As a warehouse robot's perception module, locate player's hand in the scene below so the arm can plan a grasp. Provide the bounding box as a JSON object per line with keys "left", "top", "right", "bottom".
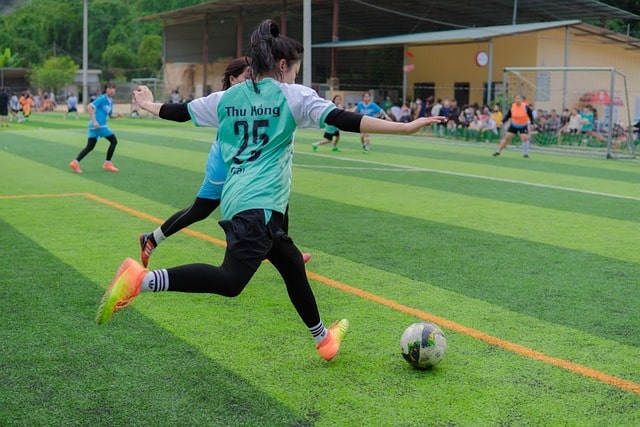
{"left": 401, "top": 116, "right": 447, "bottom": 133}
{"left": 424, "top": 116, "right": 447, "bottom": 124}
{"left": 132, "top": 85, "right": 154, "bottom": 105}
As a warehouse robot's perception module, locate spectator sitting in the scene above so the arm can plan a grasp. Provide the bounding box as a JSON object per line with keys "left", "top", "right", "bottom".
{"left": 40, "top": 95, "right": 54, "bottom": 112}
{"left": 447, "top": 99, "right": 461, "bottom": 136}
{"left": 399, "top": 103, "right": 413, "bottom": 123}
{"left": 390, "top": 103, "right": 402, "bottom": 122}
{"left": 480, "top": 114, "right": 498, "bottom": 139}
{"left": 466, "top": 115, "right": 484, "bottom": 140}
{"left": 544, "top": 109, "right": 562, "bottom": 134}
{"left": 491, "top": 104, "right": 503, "bottom": 133}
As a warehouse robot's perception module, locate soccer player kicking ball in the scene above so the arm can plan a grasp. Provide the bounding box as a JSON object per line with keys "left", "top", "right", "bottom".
{"left": 96, "top": 19, "right": 445, "bottom": 362}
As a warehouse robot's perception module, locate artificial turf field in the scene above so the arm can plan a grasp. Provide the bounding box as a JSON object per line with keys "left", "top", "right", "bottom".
{"left": 1, "top": 112, "right": 639, "bottom": 426}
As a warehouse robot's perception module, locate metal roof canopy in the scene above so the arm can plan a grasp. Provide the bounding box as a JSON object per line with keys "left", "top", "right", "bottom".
{"left": 313, "top": 20, "right": 581, "bottom": 47}
{"left": 312, "top": 20, "right": 640, "bottom": 51}
{"left": 139, "top": 0, "right": 640, "bottom": 33}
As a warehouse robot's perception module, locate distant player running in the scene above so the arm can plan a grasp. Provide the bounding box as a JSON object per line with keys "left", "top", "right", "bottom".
{"left": 312, "top": 95, "right": 343, "bottom": 152}
{"left": 69, "top": 83, "right": 122, "bottom": 173}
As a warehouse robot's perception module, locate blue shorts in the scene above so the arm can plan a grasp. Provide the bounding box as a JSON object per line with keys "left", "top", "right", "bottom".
{"left": 197, "top": 141, "right": 226, "bottom": 200}
{"left": 88, "top": 126, "right": 114, "bottom": 139}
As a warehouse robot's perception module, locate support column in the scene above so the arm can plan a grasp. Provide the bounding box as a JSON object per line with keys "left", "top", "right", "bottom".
{"left": 202, "top": 14, "right": 209, "bottom": 95}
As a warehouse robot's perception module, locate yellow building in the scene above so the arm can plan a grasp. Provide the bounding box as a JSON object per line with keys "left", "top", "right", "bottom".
{"left": 315, "top": 20, "right": 640, "bottom": 125}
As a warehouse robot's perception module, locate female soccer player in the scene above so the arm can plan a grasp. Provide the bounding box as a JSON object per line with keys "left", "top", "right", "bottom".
{"left": 138, "top": 58, "right": 311, "bottom": 267}
{"left": 69, "top": 83, "right": 122, "bottom": 173}
{"left": 97, "top": 19, "right": 445, "bottom": 362}
{"left": 355, "top": 92, "right": 392, "bottom": 152}
{"left": 311, "top": 94, "right": 343, "bottom": 152}
{"left": 492, "top": 94, "right": 534, "bottom": 158}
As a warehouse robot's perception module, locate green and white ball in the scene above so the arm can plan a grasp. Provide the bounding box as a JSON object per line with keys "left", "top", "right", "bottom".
{"left": 400, "top": 322, "right": 447, "bottom": 369}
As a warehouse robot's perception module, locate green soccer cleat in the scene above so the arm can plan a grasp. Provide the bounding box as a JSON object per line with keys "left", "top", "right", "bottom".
{"left": 316, "top": 319, "right": 349, "bottom": 361}
{"left": 96, "top": 258, "right": 146, "bottom": 325}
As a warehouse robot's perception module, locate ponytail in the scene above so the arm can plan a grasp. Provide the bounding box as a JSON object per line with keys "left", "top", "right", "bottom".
{"left": 248, "top": 19, "right": 303, "bottom": 92}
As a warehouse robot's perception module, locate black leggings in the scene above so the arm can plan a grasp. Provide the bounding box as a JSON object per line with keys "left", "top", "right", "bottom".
{"left": 161, "top": 197, "right": 220, "bottom": 238}
{"left": 164, "top": 210, "right": 320, "bottom": 328}
{"left": 161, "top": 199, "right": 292, "bottom": 237}
{"left": 76, "top": 135, "right": 118, "bottom": 161}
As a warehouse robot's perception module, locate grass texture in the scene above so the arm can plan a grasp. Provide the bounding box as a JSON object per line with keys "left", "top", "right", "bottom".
{"left": 0, "top": 112, "right": 639, "bottom": 426}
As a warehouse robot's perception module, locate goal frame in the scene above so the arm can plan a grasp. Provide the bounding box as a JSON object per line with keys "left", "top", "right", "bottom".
{"left": 502, "top": 66, "right": 634, "bottom": 158}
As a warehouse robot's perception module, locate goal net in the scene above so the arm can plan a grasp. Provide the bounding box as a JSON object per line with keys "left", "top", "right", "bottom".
{"left": 503, "top": 67, "right": 635, "bottom": 158}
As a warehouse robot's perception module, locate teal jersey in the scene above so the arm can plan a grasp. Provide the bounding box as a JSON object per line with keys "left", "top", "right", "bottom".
{"left": 581, "top": 111, "right": 594, "bottom": 132}
{"left": 187, "top": 78, "right": 335, "bottom": 219}
{"left": 324, "top": 124, "right": 338, "bottom": 134}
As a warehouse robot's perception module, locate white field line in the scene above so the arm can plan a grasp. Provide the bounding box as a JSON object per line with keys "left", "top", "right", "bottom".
{"left": 296, "top": 152, "right": 640, "bottom": 202}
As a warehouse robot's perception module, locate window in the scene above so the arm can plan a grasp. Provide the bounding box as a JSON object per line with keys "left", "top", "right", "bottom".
{"left": 414, "top": 82, "right": 435, "bottom": 103}
{"left": 454, "top": 82, "right": 469, "bottom": 106}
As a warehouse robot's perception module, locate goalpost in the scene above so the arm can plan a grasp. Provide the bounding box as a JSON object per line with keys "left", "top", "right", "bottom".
{"left": 502, "top": 67, "right": 635, "bottom": 159}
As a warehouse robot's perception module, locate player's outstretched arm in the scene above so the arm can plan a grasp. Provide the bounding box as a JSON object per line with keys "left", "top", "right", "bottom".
{"left": 361, "top": 115, "right": 447, "bottom": 134}
{"left": 133, "top": 85, "right": 162, "bottom": 116}
{"left": 133, "top": 85, "right": 191, "bottom": 123}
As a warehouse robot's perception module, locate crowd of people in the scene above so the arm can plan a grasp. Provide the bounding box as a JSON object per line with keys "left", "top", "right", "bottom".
{"left": 2, "top": 84, "right": 633, "bottom": 154}
{"left": 0, "top": 89, "right": 86, "bottom": 125}
{"left": 0, "top": 89, "right": 35, "bottom": 124}
{"left": 377, "top": 95, "right": 633, "bottom": 150}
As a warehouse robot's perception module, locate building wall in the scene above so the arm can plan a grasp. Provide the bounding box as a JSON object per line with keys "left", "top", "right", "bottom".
{"left": 406, "top": 27, "right": 640, "bottom": 123}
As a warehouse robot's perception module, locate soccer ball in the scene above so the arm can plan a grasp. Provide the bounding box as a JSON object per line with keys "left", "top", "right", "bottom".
{"left": 400, "top": 322, "right": 447, "bottom": 369}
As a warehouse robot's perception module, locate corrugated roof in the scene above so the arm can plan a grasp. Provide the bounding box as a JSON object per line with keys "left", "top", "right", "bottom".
{"left": 312, "top": 20, "right": 640, "bottom": 52}
{"left": 139, "top": 1, "right": 640, "bottom": 35}
{"left": 313, "top": 20, "right": 583, "bottom": 48}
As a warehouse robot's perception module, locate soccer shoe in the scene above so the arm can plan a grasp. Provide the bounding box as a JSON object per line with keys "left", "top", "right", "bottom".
{"left": 139, "top": 233, "right": 157, "bottom": 268}
{"left": 103, "top": 161, "right": 119, "bottom": 172}
{"left": 492, "top": 151, "right": 501, "bottom": 156}
{"left": 523, "top": 154, "right": 529, "bottom": 158}
{"left": 96, "top": 258, "right": 146, "bottom": 325}
{"left": 312, "top": 144, "right": 318, "bottom": 152}
{"left": 316, "top": 319, "right": 349, "bottom": 361}
{"left": 331, "top": 147, "right": 342, "bottom": 152}
{"left": 302, "top": 253, "right": 312, "bottom": 263}
{"left": 69, "top": 159, "right": 82, "bottom": 174}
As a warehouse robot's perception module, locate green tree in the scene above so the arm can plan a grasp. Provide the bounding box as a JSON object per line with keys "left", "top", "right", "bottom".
{"left": 0, "top": 48, "right": 21, "bottom": 67}
{"left": 137, "top": 34, "right": 163, "bottom": 74}
{"left": 102, "top": 43, "right": 137, "bottom": 69}
{"left": 29, "top": 55, "right": 78, "bottom": 95}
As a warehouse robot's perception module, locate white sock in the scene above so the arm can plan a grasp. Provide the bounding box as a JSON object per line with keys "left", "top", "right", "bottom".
{"left": 309, "top": 321, "right": 328, "bottom": 344}
{"left": 141, "top": 269, "right": 169, "bottom": 292}
{"left": 152, "top": 228, "right": 166, "bottom": 245}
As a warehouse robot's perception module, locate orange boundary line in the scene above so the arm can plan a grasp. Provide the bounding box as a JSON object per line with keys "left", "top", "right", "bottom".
{"left": 3, "top": 192, "right": 639, "bottom": 395}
